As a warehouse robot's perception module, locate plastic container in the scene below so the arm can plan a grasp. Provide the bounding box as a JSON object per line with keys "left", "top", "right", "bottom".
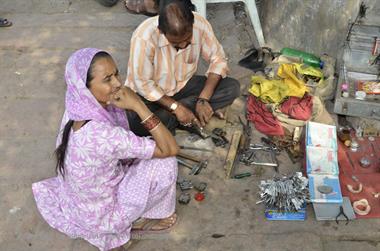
{"left": 280, "top": 47, "right": 324, "bottom": 69}
{"left": 337, "top": 128, "right": 351, "bottom": 146}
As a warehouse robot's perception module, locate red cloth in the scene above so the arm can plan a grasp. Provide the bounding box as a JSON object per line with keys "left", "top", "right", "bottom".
{"left": 247, "top": 95, "right": 284, "bottom": 136}
{"left": 246, "top": 94, "right": 314, "bottom": 136}
{"left": 280, "top": 94, "right": 313, "bottom": 121}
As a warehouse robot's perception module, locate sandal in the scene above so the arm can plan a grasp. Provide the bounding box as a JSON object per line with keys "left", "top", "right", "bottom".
{"left": 0, "top": 18, "right": 12, "bottom": 27}
{"left": 110, "top": 240, "right": 137, "bottom": 251}
{"left": 124, "top": 0, "right": 158, "bottom": 16}
{"left": 131, "top": 214, "right": 178, "bottom": 236}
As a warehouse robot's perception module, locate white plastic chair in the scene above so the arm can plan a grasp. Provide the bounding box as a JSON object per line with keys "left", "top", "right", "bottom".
{"left": 192, "top": 0, "right": 265, "bottom": 47}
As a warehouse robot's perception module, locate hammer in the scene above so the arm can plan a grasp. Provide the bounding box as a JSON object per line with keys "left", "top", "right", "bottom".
{"left": 177, "top": 152, "right": 208, "bottom": 175}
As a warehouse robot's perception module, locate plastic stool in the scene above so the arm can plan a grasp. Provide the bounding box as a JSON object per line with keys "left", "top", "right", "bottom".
{"left": 192, "top": 0, "right": 265, "bottom": 47}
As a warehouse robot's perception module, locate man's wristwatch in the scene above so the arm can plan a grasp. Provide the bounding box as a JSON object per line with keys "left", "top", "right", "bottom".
{"left": 170, "top": 101, "right": 179, "bottom": 112}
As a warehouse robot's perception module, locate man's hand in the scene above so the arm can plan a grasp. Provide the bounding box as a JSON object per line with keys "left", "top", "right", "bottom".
{"left": 195, "top": 99, "right": 214, "bottom": 127}
{"left": 174, "top": 103, "right": 201, "bottom": 128}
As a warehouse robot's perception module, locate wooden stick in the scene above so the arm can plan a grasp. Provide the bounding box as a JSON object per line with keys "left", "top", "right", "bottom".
{"left": 224, "top": 130, "right": 242, "bottom": 179}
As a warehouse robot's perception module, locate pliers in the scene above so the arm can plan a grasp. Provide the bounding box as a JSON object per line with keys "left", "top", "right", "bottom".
{"left": 335, "top": 206, "right": 349, "bottom": 225}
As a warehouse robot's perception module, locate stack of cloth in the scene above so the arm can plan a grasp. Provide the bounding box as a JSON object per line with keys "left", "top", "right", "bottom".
{"left": 247, "top": 63, "right": 334, "bottom": 136}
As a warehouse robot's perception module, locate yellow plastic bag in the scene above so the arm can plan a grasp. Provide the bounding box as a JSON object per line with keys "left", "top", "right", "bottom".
{"left": 249, "top": 76, "right": 289, "bottom": 104}
{"left": 249, "top": 63, "right": 324, "bottom": 104}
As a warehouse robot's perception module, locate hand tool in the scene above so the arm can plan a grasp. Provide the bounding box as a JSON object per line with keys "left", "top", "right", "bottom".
{"left": 179, "top": 146, "right": 213, "bottom": 152}
{"left": 178, "top": 152, "right": 203, "bottom": 163}
{"left": 177, "top": 152, "right": 208, "bottom": 174}
{"left": 233, "top": 172, "right": 252, "bottom": 179}
{"left": 194, "top": 182, "right": 207, "bottom": 192}
{"left": 178, "top": 192, "right": 191, "bottom": 204}
{"left": 261, "top": 137, "right": 279, "bottom": 172}
{"left": 178, "top": 179, "right": 193, "bottom": 191}
{"left": 177, "top": 158, "right": 203, "bottom": 175}
{"left": 239, "top": 145, "right": 279, "bottom": 171}
{"left": 191, "top": 124, "right": 210, "bottom": 139}
{"left": 211, "top": 128, "right": 229, "bottom": 147}
{"left": 335, "top": 206, "right": 349, "bottom": 225}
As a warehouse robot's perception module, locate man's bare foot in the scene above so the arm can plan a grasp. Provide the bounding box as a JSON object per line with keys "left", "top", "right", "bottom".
{"left": 214, "top": 108, "right": 227, "bottom": 119}
{"left": 132, "top": 213, "right": 177, "bottom": 231}
{"left": 125, "top": 0, "right": 158, "bottom": 15}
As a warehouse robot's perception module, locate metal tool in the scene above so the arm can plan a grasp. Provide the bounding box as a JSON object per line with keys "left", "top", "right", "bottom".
{"left": 177, "top": 158, "right": 203, "bottom": 175}
{"left": 190, "top": 124, "right": 210, "bottom": 139}
{"left": 261, "top": 138, "right": 279, "bottom": 172}
{"left": 178, "top": 179, "right": 193, "bottom": 191}
{"left": 233, "top": 172, "right": 252, "bottom": 179}
{"left": 239, "top": 143, "right": 279, "bottom": 172}
{"left": 179, "top": 146, "right": 213, "bottom": 152}
{"left": 335, "top": 206, "right": 349, "bottom": 225}
{"left": 178, "top": 192, "right": 191, "bottom": 204}
{"left": 178, "top": 152, "right": 202, "bottom": 162}
{"left": 177, "top": 152, "right": 208, "bottom": 173}
{"left": 194, "top": 182, "right": 207, "bottom": 192}
{"left": 261, "top": 137, "right": 279, "bottom": 151}
{"left": 211, "top": 128, "right": 229, "bottom": 147}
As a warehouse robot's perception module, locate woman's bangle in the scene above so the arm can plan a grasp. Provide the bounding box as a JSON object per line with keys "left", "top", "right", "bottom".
{"left": 141, "top": 113, "right": 154, "bottom": 123}
{"left": 149, "top": 122, "right": 161, "bottom": 132}
{"left": 141, "top": 113, "right": 161, "bottom": 131}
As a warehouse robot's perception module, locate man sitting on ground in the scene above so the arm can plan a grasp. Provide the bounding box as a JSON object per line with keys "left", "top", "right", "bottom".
{"left": 125, "top": 0, "right": 240, "bottom": 136}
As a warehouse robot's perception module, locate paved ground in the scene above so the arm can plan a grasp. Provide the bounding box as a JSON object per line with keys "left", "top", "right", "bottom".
{"left": 1, "top": 1, "right": 380, "bottom": 251}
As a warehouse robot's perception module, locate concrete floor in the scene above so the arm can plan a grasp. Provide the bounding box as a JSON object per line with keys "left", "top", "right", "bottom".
{"left": 1, "top": 1, "right": 380, "bottom": 251}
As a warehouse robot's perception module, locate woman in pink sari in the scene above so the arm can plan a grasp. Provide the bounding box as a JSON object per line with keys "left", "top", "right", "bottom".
{"left": 32, "top": 48, "right": 179, "bottom": 251}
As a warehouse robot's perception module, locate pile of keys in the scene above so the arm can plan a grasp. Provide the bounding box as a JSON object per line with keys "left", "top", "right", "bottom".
{"left": 257, "top": 172, "right": 309, "bottom": 211}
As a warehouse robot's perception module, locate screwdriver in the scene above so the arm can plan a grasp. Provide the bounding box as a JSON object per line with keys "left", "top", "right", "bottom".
{"left": 233, "top": 172, "right": 252, "bottom": 179}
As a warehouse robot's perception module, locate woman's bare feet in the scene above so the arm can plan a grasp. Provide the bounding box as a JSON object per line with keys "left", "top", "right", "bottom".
{"left": 132, "top": 213, "right": 177, "bottom": 231}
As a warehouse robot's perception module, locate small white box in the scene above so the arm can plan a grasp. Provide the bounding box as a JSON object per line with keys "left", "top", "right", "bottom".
{"left": 306, "top": 121, "right": 337, "bottom": 150}
{"left": 309, "top": 174, "right": 343, "bottom": 221}
{"left": 306, "top": 146, "right": 339, "bottom": 175}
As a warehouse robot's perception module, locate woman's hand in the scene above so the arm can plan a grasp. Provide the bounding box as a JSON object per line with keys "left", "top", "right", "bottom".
{"left": 109, "top": 86, "right": 144, "bottom": 111}
{"left": 110, "top": 86, "right": 178, "bottom": 158}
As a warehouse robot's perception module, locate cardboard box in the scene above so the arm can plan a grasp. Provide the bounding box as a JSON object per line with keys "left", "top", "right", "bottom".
{"left": 265, "top": 206, "right": 307, "bottom": 221}
{"left": 306, "top": 146, "right": 339, "bottom": 175}
{"left": 306, "top": 122, "right": 337, "bottom": 150}
{"left": 309, "top": 174, "right": 343, "bottom": 221}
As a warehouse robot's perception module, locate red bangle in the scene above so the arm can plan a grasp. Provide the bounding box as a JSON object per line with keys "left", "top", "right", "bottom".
{"left": 141, "top": 114, "right": 161, "bottom": 131}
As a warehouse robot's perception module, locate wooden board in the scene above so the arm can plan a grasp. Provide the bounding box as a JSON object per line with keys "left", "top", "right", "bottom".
{"left": 224, "top": 129, "right": 242, "bottom": 179}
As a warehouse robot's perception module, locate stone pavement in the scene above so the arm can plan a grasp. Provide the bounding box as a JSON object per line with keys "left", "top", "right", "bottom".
{"left": 1, "top": 1, "right": 380, "bottom": 250}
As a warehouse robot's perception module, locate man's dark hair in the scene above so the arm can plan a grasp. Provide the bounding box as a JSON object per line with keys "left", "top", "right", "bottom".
{"left": 158, "top": 0, "right": 195, "bottom": 36}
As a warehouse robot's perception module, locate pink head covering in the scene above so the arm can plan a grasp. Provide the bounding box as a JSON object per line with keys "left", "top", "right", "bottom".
{"left": 57, "top": 48, "right": 128, "bottom": 145}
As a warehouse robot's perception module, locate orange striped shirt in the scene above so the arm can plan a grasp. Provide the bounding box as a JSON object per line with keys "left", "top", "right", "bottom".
{"left": 125, "top": 12, "right": 229, "bottom": 101}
